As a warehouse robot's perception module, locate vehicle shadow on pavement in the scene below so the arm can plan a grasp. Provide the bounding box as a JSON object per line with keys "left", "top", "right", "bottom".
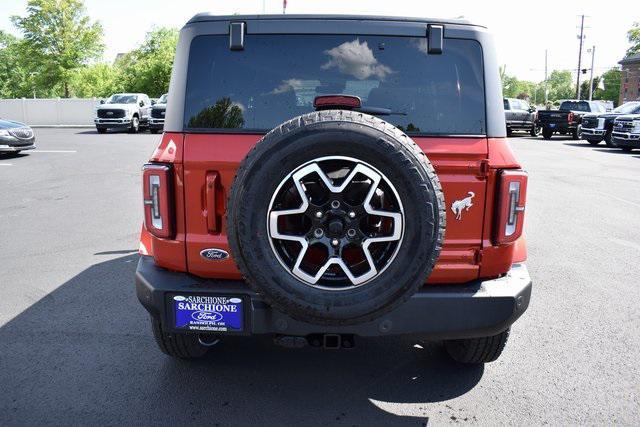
{"left": 0, "top": 254, "right": 483, "bottom": 425}
{"left": 592, "top": 148, "right": 639, "bottom": 156}
{"left": 74, "top": 130, "right": 145, "bottom": 135}
{"left": 562, "top": 142, "right": 608, "bottom": 148}
{"left": 74, "top": 130, "right": 129, "bottom": 135}
{"left": 517, "top": 136, "right": 577, "bottom": 141}
{"left": 0, "top": 152, "right": 29, "bottom": 160}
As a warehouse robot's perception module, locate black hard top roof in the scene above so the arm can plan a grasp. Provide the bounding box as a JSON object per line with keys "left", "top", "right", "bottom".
{"left": 186, "top": 13, "right": 481, "bottom": 28}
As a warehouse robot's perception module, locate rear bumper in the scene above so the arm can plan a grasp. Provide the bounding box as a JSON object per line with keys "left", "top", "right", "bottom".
{"left": 539, "top": 122, "right": 574, "bottom": 132}
{"left": 135, "top": 256, "right": 532, "bottom": 339}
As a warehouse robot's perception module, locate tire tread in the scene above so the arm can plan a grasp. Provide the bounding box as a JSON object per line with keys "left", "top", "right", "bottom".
{"left": 444, "top": 329, "right": 510, "bottom": 364}
{"left": 151, "top": 319, "right": 209, "bottom": 359}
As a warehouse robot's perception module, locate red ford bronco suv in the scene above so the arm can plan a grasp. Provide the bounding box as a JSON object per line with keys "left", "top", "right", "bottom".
{"left": 135, "top": 14, "right": 532, "bottom": 364}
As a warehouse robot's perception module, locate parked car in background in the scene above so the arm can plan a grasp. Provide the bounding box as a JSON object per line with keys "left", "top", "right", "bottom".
{"left": 537, "top": 100, "right": 606, "bottom": 140}
{"left": 504, "top": 98, "right": 537, "bottom": 137}
{"left": 595, "top": 100, "right": 614, "bottom": 112}
{"left": 149, "top": 93, "right": 168, "bottom": 134}
{"left": 95, "top": 93, "right": 152, "bottom": 134}
{"left": 581, "top": 101, "right": 640, "bottom": 146}
{"left": 0, "top": 119, "right": 35, "bottom": 154}
{"left": 612, "top": 114, "right": 640, "bottom": 152}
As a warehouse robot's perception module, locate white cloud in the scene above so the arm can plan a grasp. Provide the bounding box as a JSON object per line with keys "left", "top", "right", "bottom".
{"left": 415, "top": 39, "right": 429, "bottom": 56}
{"left": 321, "top": 39, "right": 392, "bottom": 80}
{"left": 270, "top": 78, "right": 305, "bottom": 94}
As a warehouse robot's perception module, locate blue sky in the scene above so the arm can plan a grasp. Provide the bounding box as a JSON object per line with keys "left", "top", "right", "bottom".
{"left": 1, "top": 0, "right": 637, "bottom": 82}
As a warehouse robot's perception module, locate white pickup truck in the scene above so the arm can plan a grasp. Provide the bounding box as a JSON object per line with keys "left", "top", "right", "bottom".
{"left": 95, "top": 93, "right": 151, "bottom": 133}
{"left": 612, "top": 114, "right": 640, "bottom": 152}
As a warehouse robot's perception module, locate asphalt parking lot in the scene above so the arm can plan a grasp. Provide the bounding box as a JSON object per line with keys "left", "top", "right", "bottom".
{"left": 1, "top": 128, "right": 639, "bottom": 425}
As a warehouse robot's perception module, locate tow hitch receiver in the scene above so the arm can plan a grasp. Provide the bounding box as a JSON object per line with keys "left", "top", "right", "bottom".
{"left": 274, "top": 334, "right": 355, "bottom": 349}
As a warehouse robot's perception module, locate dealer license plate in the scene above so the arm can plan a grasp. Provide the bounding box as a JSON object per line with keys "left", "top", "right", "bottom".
{"left": 172, "top": 294, "right": 244, "bottom": 333}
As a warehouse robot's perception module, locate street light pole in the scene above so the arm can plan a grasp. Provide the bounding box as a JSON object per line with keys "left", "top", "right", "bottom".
{"left": 588, "top": 46, "right": 595, "bottom": 101}
{"left": 544, "top": 49, "right": 548, "bottom": 105}
{"left": 576, "top": 14, "right": 585, "bottom": 99}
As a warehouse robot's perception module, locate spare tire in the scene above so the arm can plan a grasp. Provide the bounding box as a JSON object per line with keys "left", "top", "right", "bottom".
{"left": 227, "top": 110, "right": 445, "bottom": 326}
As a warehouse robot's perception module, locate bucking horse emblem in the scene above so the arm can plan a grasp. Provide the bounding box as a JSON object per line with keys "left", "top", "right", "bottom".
{"left": 451, "top": 191, "right": 475, "bottom": 220}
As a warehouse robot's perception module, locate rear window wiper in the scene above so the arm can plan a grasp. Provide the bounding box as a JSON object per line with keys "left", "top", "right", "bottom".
{"left": 356, "top": 106, "right": 407, "bottom": 116}
{"left": 313, "top": 95, "right": 405, "bottom": 117}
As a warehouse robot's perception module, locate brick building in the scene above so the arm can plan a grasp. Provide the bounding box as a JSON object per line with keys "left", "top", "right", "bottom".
{"left": 619, "top": 53, "right": 640, "bottom": 105}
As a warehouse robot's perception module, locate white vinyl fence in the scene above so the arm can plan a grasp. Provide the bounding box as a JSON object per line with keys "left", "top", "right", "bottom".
{"left": 0, "top": 98, "right": 99, "bottom": 126}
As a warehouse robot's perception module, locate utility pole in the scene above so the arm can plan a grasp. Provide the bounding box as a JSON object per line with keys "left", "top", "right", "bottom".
{"left": 576, "top": 14, "right": 585, "bottom": 99}
{"left": 544, "top": 49, "right": 548, "bottom": 104}
{"left": 588, "top": 46, "right": 595, "bottom": 101}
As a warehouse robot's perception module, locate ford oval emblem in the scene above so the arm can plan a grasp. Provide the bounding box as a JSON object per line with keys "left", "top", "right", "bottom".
{"left": 191, "top": 311, "right": 223, "bottom": 322}
{"left": 200, "top": 248, "right": 230, "bottom": 261}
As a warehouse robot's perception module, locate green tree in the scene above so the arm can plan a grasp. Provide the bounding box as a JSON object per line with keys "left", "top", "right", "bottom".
{"left": 626, "top": 22, "right": 640, "bottom": 57}
{"left": 68, "top": 63, "right": 122, "bottom": 97}
{"left": 546, "top": 70, "right": 574, "bottom": 102}
{"left": 579, "top": 76, "right": 601, "bottom": 100}
{"left": 11, "top": 0, "right": 104, "bottom": 98}
{"left": 187, "top": 97, "right": 245, "bottom": 129}
{"left": 117, "top": 27, "right": 178, "bottom": 97}
{"left": 596, "top": 68, "right": 621, "bottom": 104}
{"left": 500, "top": 66, "right": 539, "bottom": 101}
{"left": 0, "top": 31, "right": 24, "bottom": 97}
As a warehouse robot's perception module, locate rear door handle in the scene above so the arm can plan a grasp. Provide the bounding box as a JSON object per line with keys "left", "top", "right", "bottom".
{"left": 205, "top": 172, "right": 219, "bottom": 233}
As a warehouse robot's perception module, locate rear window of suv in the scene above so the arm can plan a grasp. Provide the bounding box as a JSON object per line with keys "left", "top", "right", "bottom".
{"left": 184, "top": 34, "right": 486, "bottom": 135}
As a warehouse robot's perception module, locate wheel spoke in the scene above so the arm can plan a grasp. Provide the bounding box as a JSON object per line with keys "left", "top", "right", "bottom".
{"left": 268, "top": 170, "right": 309, "bottom": 242}
{"left": 293, "top": 256, "right": 376, "bottom": 285}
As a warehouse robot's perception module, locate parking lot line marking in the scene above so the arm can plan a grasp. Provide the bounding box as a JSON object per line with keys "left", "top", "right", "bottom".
{"left": 0, "top": 164, "right": 13, "bottom": 166}
{"left": 30, "top": 150, "right": 77, "bottom": 153}
{"left": 596, "top": 191, "right": 640, "bottom": 208}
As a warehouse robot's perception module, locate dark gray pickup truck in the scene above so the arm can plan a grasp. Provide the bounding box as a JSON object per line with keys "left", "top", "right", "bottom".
{"left": 536, "top": 100, "right": 606, "bottom": 140}
{"left": 504, "top": 98, "right": 537, "bottom": 137}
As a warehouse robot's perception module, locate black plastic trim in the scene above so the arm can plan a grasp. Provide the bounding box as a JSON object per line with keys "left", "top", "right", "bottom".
{"left": 136, "top": 255, "right": 532, "bottom": 339}
{"left": 187, "top": 14, "right": 482, "bottom": 28}
{"left": 427, "top": 24, "right": 443, "bottom": 54}
{"left": 229, "top": 22, "right": 245, "bottom": 50}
